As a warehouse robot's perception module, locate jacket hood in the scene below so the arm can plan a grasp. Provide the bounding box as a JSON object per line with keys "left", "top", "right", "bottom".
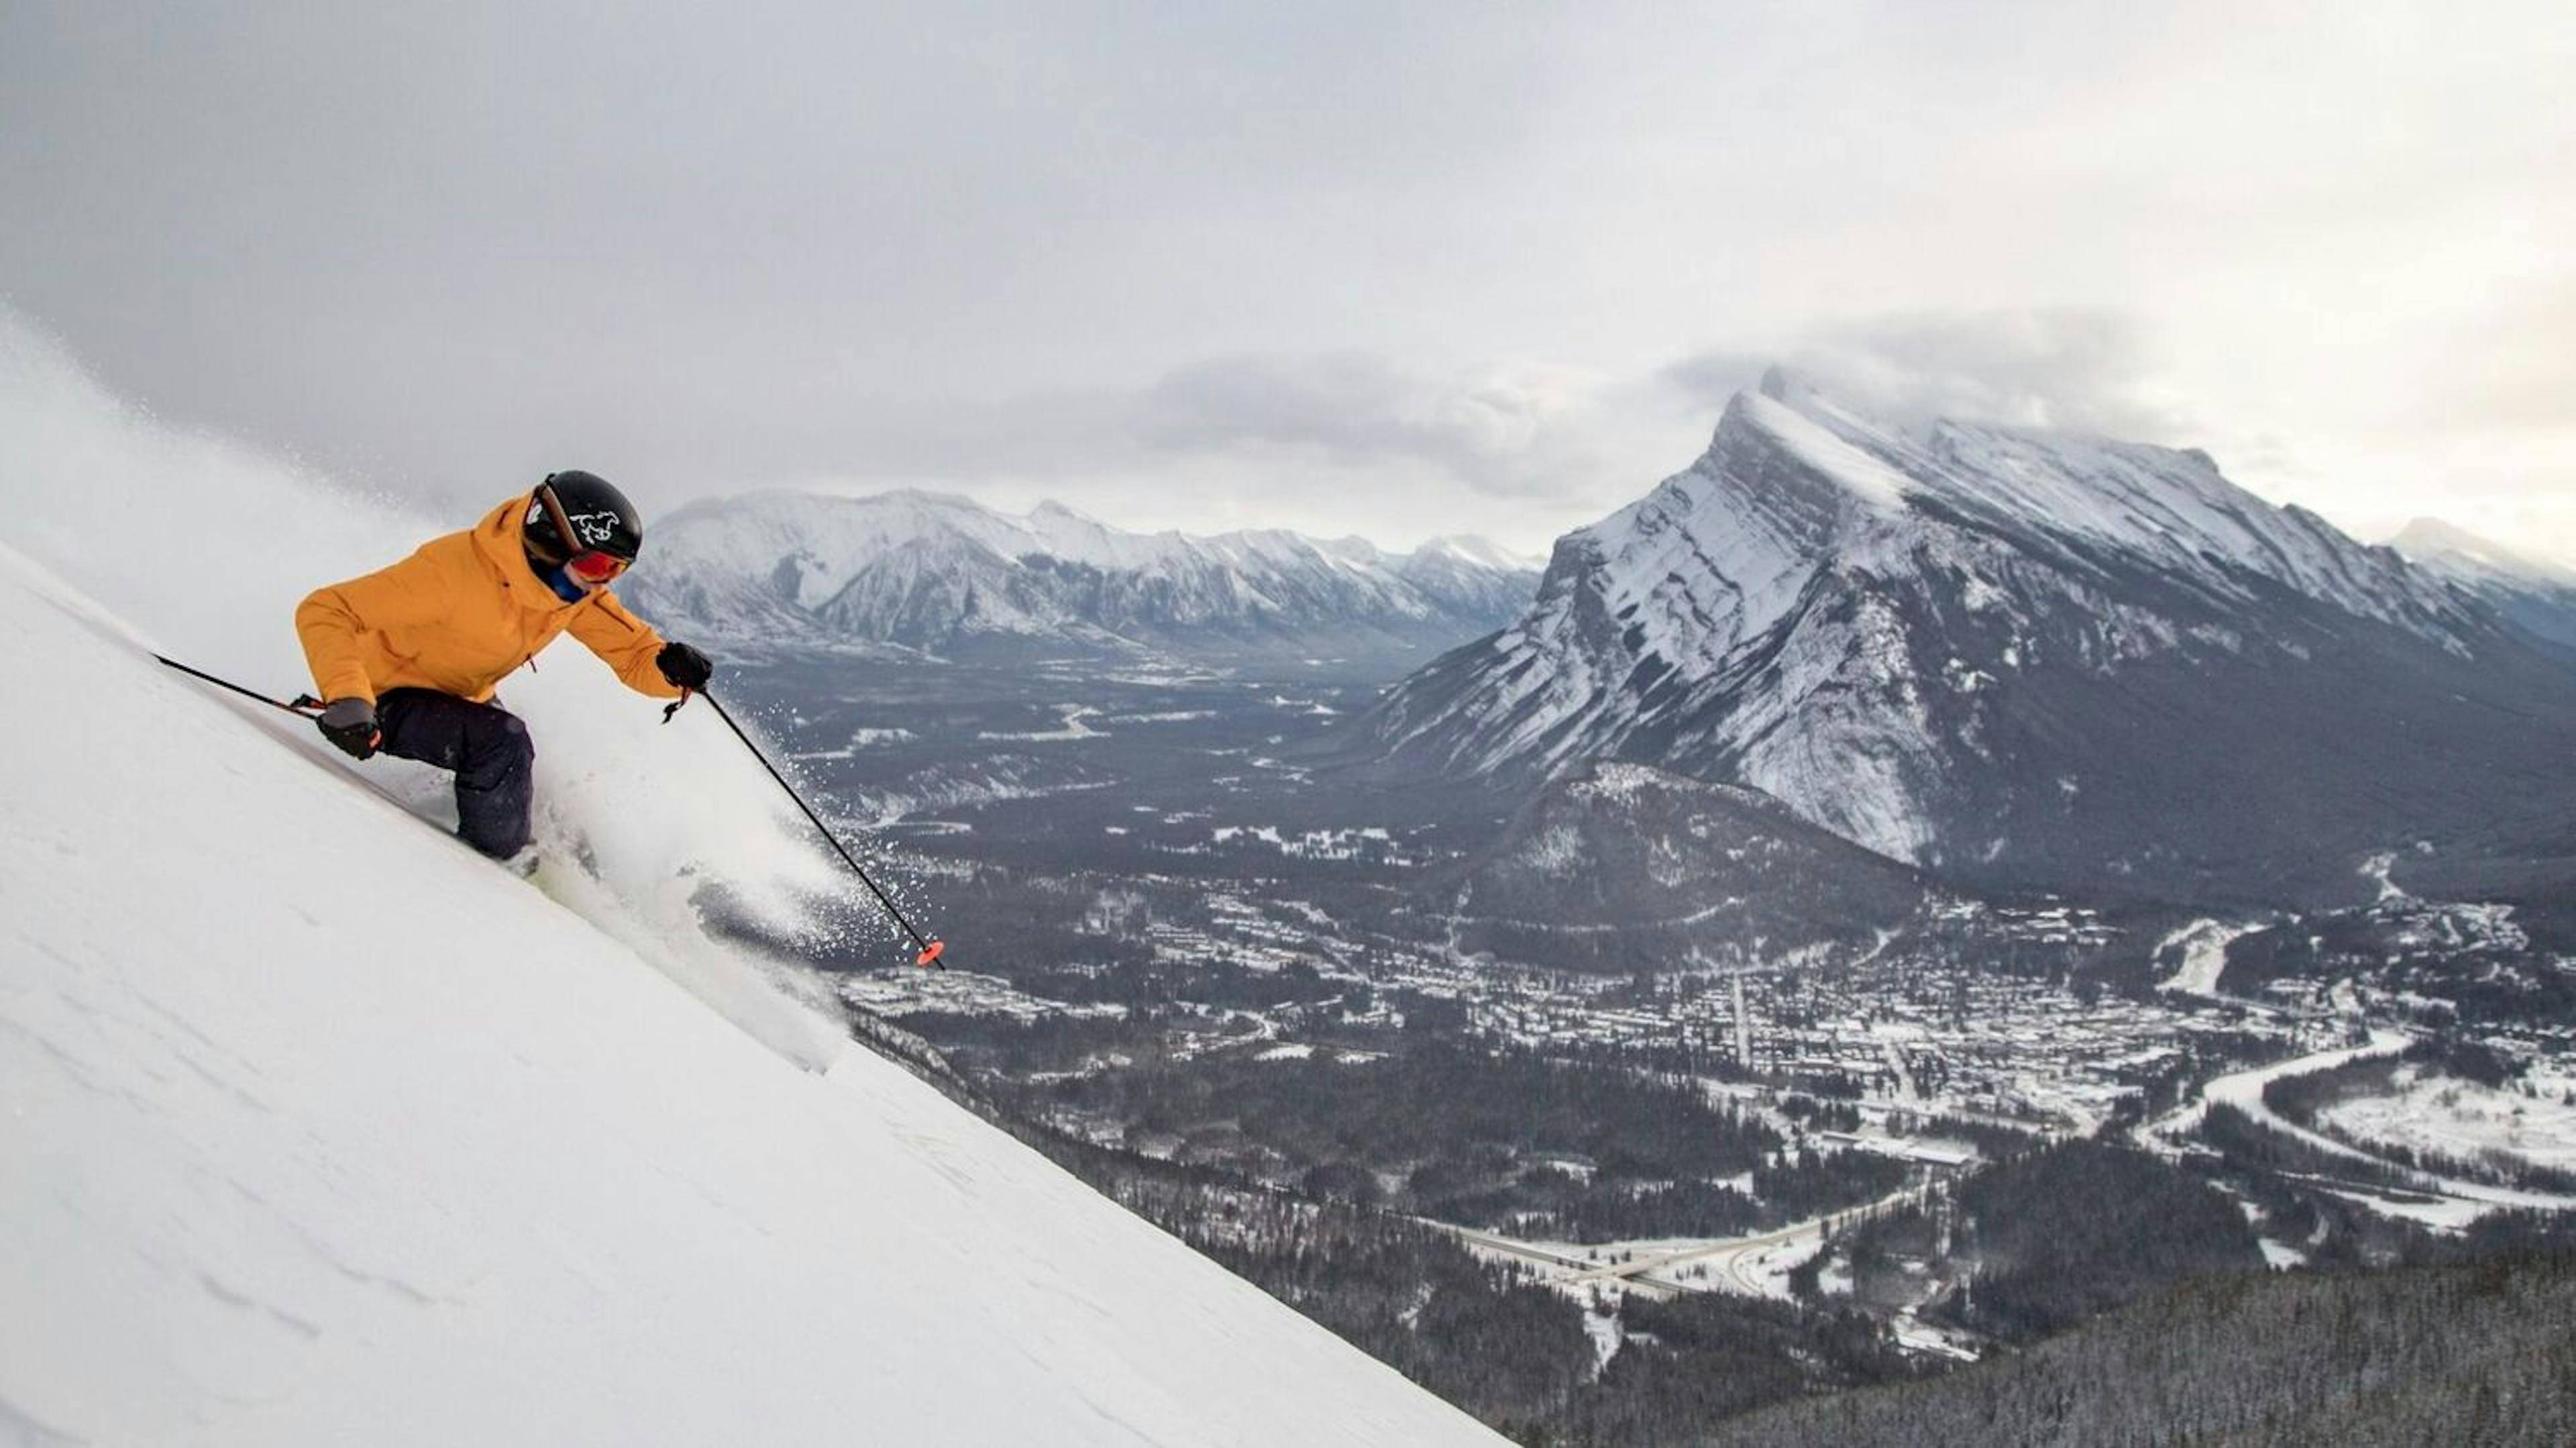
{"left": 470, "top": 496, "right": 580, "bottom": 614}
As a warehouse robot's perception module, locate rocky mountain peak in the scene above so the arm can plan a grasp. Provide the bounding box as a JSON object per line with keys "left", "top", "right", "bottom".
{"left": 1358, "top": 381, "right": 2576, "bottom": 902}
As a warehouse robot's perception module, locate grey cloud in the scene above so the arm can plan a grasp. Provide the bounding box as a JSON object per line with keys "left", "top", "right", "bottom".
{"left": 1664, "top": 309, "right": 2197, "bottom": 443}
{"left": 1140, "top": 354, "right": 1436, "bottom": 460}
{"left": 1132, "top": 352, "right": 1623, "bottom": 499}
{"left": 0, "top": 1, "right": 1577, "bottom": 511}
{"left": 1656, "top": 352, "right": 1774, "bottom": 415}
{"left": 672, "top": 350, "right": 1634, "bottom": 508}
{"left": 841, "top": 319, "right": 2214, "bottom": 520}
{"left": 8, "top": 2, "right": 2561, "bottom": 555}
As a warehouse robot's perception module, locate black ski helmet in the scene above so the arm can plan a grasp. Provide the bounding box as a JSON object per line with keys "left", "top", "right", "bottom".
{"left": 523, "top": 470, "right": 644, "bottom": 568}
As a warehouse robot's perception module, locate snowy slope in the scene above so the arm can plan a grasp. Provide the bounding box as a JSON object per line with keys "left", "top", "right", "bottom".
{"left": 0, "top": 316, "right": 1497, "bottom": 1445}
{"left": 1362, "top": 369, "right": 2576, "bottom": 902}
{"left": 623, "top": 488, "right": 1540, "bottom": 670}
{"left": 0, "top": 546, "right": 1497, "bottom": 1446}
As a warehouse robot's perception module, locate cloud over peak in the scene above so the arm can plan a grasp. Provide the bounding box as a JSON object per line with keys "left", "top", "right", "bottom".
{"left": 1666, "top": 308, "right": 2198, "bottom": 445}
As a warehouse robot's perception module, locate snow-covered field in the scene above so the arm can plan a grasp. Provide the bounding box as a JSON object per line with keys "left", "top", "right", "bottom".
{"left": 0, "top": 317, "right": 1497, "bottom": 1447}
{"left": 2158, "top": 1028, "right": 2576, "bottom": 1223}
{"left": 2155, "top": 917, "right": 2261, "bottom": 996}
{"left": 2319, "top": 1065, "right": 2576, "bottom": 1175}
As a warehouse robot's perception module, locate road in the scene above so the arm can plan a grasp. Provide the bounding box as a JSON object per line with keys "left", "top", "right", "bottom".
{"left": 1570, "top": 1218, "right": 1828, "bottom": 1296}
{"left": 1435, "top": 1182, "right": 1927, "bottom": 1300}
{"left": 1441, "top": 1227, "right": 1595, "bottom": 1274}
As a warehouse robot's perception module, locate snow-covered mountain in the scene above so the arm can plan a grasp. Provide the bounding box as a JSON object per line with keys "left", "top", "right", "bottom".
{"left": 0, "top": 542, "right": 1500, "bottom": 1447}
{"left": 1360, "top": 370, "right": 2576, "bottom": 904}
{"left": 2390, "top": 516, "right": 2576, "bottom": 654}
{"left": 622, "top": 490, "right": 1541, "bottom": 674}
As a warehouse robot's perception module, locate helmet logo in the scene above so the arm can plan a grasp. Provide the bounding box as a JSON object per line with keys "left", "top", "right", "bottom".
{"left": 568, "top": 511, "right": 623, "bottom": 547}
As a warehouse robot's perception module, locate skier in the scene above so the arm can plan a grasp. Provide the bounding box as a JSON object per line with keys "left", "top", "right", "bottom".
{"left": 293, "top": 470, "right": 714, "bottom": 862}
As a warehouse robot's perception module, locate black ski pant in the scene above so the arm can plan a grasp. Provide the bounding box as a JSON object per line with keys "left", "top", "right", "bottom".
{"left": 374, "top": 688, "right": 535, "bottom": 859}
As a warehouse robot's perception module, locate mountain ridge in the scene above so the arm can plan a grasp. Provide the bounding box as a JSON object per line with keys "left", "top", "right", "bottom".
{"left": 2390, "top": 515, "right": 2576, "bottom": 654}
{"left": 1354, "top": 372, "right": 2576, "bottom": 904}
{"left": 625, "top": 488, "right": 1542, "bottom": 674}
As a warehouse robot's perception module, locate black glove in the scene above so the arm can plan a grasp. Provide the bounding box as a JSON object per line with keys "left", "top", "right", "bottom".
{"left": 657, "top": 641, "right": 714, "bottom": 691}
{"left": 317, "top": 696, "right": 380, "bottom": 760}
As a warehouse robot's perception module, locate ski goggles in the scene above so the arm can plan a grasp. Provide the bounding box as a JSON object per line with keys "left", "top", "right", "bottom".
{"left": 564, "top": 548, "right": 629, "bottom": 585}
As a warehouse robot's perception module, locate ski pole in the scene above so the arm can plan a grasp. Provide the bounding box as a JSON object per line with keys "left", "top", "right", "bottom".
{"left": 155, "top": 654, "right": 326, "bottom": 717}
{"left": 583, "top": 605, "right": 944, "bottom": 969}
{"left": 694, "top": 689, "right": 948, "bottom": 970}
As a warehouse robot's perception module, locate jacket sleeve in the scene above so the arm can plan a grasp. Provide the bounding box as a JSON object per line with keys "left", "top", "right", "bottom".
{"left": 568, "top": 592, "right": 685, "bottom": 699}
{"left": 294, "top": 550, "right": 452, "bottom": 705}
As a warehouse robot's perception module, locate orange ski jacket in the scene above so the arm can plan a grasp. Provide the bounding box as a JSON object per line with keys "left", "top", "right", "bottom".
{"left": 295, "top": 496, "right": 683, "bottom": 707}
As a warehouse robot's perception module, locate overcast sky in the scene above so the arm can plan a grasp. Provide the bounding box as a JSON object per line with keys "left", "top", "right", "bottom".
{"left": 5, "top": 1, "right": 2571, "bottom": 559}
